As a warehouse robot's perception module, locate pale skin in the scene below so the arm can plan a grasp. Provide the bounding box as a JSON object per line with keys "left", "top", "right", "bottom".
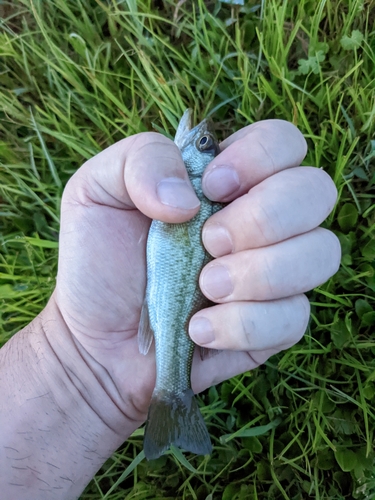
{"left": 0, "top": 120, "right": 341, "bottom": 499}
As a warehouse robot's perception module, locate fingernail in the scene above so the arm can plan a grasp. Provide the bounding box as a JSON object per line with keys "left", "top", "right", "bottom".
{"left": 189, "top": 317, "right": 215, "bottom": 345}
{"left": 157, "top": 178, "right": 200, "bottom": 210}
{"left": 201, "top": 265, "right": 233, "bottom": 300}
{"left": 203, "top": 223, "right": 233, "bottom": 257}
{"left": 203, "top": 166, "right": 240, "bottom": 199}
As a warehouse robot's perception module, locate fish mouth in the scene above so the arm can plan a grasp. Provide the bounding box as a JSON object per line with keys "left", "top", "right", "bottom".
{"left": 174, "top": 109, "right": 213, "bottom": 150}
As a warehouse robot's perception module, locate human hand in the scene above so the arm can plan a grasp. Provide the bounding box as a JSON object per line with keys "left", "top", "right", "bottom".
{"left": 53, "top": 119, "right": 340, "bottom": 433}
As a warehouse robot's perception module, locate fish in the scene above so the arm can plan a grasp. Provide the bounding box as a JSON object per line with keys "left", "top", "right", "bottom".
{"left": 138, "top": 109, "right": 223, "bottom": 460}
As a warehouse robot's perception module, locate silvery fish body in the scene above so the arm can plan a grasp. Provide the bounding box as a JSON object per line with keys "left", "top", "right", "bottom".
{"left": 139, "top": 109, "right": 223, "bottom": 460}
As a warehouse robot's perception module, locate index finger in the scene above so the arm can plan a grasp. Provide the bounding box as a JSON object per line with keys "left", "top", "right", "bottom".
{"left": 202, "top": 119, "right": 308, "bottom": 202}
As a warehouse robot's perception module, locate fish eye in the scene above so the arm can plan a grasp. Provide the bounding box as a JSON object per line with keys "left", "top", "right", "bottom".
{"left": 197, "top": 134, "right": 213, "bottom": 151}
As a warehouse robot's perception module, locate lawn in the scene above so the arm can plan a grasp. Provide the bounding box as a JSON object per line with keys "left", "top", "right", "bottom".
{"left": 0, "top": 0, "right": 374, "bottom": 499}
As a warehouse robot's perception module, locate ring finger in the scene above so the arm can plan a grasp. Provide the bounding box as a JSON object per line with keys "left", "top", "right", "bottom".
{"left": 189, "top": 294, "right": 310, "bottom": 353}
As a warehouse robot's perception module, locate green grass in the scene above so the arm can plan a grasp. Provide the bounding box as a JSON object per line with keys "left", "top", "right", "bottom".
{"left": 1, "top": 0, "right": 375, "bottom": 498}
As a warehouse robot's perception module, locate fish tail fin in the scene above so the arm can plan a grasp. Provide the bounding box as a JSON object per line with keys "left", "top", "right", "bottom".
{"left": 143, "top": 389, "right": 212, "bottom": 460}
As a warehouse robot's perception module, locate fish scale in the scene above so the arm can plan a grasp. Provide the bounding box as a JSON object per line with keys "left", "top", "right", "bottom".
{"left": 138, "top": 109, "right": 223, "bottom": 460}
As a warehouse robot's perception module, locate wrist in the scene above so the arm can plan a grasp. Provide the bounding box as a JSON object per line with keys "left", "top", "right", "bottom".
{"left": 0, "top": 297, "right": 142, "bottom": 499}
{"left": 39, "top": 296, "right": 144, "bottom": 434}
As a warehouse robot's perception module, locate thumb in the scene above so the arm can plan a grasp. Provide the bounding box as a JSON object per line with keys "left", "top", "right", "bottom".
{"left": 64, "top": 132, "right": 200, "bottom": 223}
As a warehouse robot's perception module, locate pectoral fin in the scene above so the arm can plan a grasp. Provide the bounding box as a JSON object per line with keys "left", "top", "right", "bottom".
{"left": 138, "top": 299, "right": 154, "bottom": 355}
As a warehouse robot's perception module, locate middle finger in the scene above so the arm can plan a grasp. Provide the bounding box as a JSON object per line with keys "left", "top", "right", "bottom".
{"left": 200, "top": 227, "right": 341, "bottom": 302}
{"left": 202, "top": 166, "right": 337, "bottom": 258}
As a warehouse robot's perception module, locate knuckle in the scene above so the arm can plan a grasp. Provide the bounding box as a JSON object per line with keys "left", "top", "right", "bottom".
{"left": 259, "top": 252, "right": 276, "bottom": 298}
{"left": 251, "top": 201, "right": 283, "bottom": 244}
{"left": 238, "top": 306, "right": 254, "bottom": 350}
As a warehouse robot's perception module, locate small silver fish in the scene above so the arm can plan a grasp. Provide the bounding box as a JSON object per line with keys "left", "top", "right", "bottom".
{"left": 139, "top": 109, "right": 223, "bottom": 460}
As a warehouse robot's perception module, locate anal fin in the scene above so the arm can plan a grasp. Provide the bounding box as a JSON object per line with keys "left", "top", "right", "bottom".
{"left": 200, "top": 346, "right": 222, "bottom": 360}
{"left": 138, "top": 299, "right": 154, "bottom": 355}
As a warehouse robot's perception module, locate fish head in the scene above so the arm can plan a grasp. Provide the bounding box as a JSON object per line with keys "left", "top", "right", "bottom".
{"left": 174, "top": 109, "right": 219, "bottom": 178}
